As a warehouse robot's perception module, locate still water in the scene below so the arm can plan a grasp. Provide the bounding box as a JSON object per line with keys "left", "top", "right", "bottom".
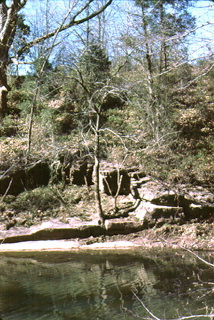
{"left": 0, "top": 249, "right": 213, "bottom": 320}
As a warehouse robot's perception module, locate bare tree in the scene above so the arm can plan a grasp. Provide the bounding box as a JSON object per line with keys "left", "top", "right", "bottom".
{"left": 0, "top": 0, "right": 113, "bottom": 119}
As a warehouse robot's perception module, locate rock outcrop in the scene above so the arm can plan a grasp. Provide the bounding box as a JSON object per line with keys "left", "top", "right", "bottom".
{"left": 50, "top": 150, "right": 94, "bottom": 187}
{"left": 99, "top": 168, "right": 214, "bottom": 225}
{"left": 0, "top": 158, "right": 213, "bottom": 235}
{"left": 0, "top": 161, "right": 50, "bottom": 196}
{"left": 129, "top": 174, "right": 214, "bottom": 226}
{"left": 101, "top": 169, "right": 132, "bottom": 195}
{"left": 0, "top": 218, "right": 145, "bottom": 244}
{"left": 0, "top": 151, "right": 94, "bottom": 196}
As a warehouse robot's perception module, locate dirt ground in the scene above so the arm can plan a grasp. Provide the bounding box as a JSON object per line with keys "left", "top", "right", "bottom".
{"left": 0, "top": 185, "right": 213, "bottom": 251}
{"left": 78, "top": 222, "right": 214, "bottom": 251}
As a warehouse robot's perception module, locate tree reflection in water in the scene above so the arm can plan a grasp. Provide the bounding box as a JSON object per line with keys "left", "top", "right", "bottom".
{"left": 0, "top": 249, "right": 213, "bottom": 320}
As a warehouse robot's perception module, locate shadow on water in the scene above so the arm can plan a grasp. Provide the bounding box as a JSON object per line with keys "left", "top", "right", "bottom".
{"left": 0, "top": 249, "right": 213, "bottom": 320}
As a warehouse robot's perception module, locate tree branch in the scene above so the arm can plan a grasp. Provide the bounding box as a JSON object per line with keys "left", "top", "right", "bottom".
{"left": 181, "top": 247, "right": 214, "bottom": 269}
{"left": 17, "top": 0, "right": 113, "bottom": 57}
{"left": 132, "top": 290, "right": 214, "bottom": 320}
{"left": 19, "top": 0, "right": 28, "bottom": 9}
{"left": 132, "top": 291, "right": 161, "bottom": 320}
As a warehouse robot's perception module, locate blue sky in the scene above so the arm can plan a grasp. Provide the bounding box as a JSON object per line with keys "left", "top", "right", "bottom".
{"left": 15, "top": 0, "right": 214, "bottom": 74}
{"left": 188, "top": 0, "right": 214, "bottom": 59}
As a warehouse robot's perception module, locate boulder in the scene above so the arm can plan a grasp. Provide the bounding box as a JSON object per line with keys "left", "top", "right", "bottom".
{"left": 0, "top": 219, "right": 104, "bottom": 244}
{"left": 136, "top": 180, "right": 179, "bottom": 206}
{"left": 177, "top": 185, "right": 214, "bottom": 221}
{"left": 133, "top": 201, "right": 184, "bottom": 227}
{"left": 105, "top": 218, "right": 145, "bottom": 235}
{"left": 130, "top": 177, "right": 214, "bottom": 223}
{"left": 180, "top": 185, "right": 214, "bottom": 204}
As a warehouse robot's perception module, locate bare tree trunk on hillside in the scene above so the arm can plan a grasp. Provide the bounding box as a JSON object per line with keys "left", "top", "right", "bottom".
{"left": 141, "top": 4, "right": 155, "bottom": 101}
{"left": 93, "top": 106, "right": 105, "bottom": 225}
{"left": 159, "top": 1, "right": 168, "bottom": 74}
{"left": 0, "top": 70, "right": 8, "bottom": 119}
{"left": 0, "top": 1, "right": 20, "bottom": 119}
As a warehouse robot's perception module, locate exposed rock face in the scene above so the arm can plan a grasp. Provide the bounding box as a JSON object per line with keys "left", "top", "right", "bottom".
{"left": 105, "top": 218, "right": 144, "bottom": 235}
{"left": 0, "top": 218, "right": 145, "bottom": 244}
{"left": 101, "top": 169, "right": 131, "bottom": 195}
{"left": 71, "top": 161, "right": 93, "bottom": 186}
{"left": 131, "top": 175, "right": 214, "bottom": 225}
{"left": 0, "top": 157, "right": 213, "bottom": 230}
{"left": 0, "top": 162, "right": 50, "bottom": 196}
{"left": 50, "top": 150, "right": 93, "bottom": 187}
{"left": 0, "top": 151, "right": 94, "bottom": 197}
{"left": 98, "top": 167, "right": 213, "bottom": 225}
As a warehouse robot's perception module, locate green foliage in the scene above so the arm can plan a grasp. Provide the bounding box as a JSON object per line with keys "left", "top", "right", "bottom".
{"left": 9, "top": 89, "right": 29, "bottom": 104}
{"left": 8, "top": 75, "right": 38, "bottom": 114}
{"left": 78, "top": 41, "right": 111, "bottom": 96}
{"left": 7, "top": 187, "right": 61, "bottom": 214}
{"left": 79, "top": 41, "right": 111, "bottom": 82}
{"left": 31, "top": 58, "right": 53, "bottom": 78}
{"left": 1, "top": 0, "right": 213, "bottom": 192}
{"left": 53, "top": 112, "right": 75, "bottom": 134}
{"left": 106, "top": 109, "right": 130, "bottom": 133}
{"left": 0, "top": 115, "right": 18, "bottom": 137}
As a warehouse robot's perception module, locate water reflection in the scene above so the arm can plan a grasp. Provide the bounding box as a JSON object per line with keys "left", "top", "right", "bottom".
{"left": 0, "top": 249, "right": 213, "bottom": 320}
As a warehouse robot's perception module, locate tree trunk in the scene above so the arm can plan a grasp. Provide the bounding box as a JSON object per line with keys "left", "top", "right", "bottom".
{"left": 0, "top": 48, "right": 10, "bottom": 120}
{"left": 94, "top": 110, "right": 105, "bottom": 225}
{"left": 159, "top": 2, "right": 168, "bottom": 74}
{"left": 141, "top": 5, "right": 155, "bottom": 100}
{"left": 0, "top": 2, "right": 18, "bottom": 119}
{"left": 0, "top": 85, "right": 7, "bottom": 119}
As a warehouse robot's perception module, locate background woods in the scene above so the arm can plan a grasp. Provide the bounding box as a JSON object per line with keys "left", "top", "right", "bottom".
{"left": 0, "top": 4, "right": 213, "bottom": 320}
{"left": 0, "top": 0, "right": 213, "bottom": 222}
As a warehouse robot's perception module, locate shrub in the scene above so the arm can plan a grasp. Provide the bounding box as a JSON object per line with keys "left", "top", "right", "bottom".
{"left": 54, "top": 112, "right": 75, "bottom": 134}
{"left": 8, "top": 186, "right": 61, "bottom": 213}
{"left": 0, "top": 116, "right": 18, "bottom": 137}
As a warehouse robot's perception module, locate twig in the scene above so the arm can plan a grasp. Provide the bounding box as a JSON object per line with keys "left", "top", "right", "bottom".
{"left": 170, "top": 315, "right": 214, "bottom": 320}
{"left": 132, "top": 290, "right": 214, "bottom": 320}
{"left": 132, "top": 291, "right": 161, "bottom": 320}
{"left": 159, "top": 237, "right": 214, "bottom": 269}
{"left": 1, "top": 177, "right": 13, "bottom": 202}
{"left": 180, "top": 247, "right": 214, "bottom": 269}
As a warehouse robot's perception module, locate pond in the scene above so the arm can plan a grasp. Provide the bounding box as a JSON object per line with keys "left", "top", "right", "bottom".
{"left": 0, "top": 249, "right": 213, "bottom": 320}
